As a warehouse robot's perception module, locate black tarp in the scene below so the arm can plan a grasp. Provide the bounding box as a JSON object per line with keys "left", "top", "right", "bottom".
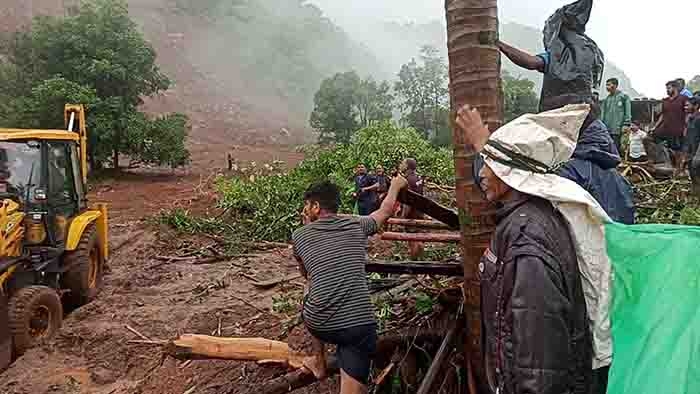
{"left": 540, "top": 0, "right": 605, "bottom": 111}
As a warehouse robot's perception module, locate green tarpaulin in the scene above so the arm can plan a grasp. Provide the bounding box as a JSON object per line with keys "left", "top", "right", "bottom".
{"left": 605, "top": 223, "right": 700, "bottom": 394}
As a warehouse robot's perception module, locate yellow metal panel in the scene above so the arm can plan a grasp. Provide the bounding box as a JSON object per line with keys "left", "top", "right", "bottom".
{"left": 66, "top": 211, "right": 102, "bottom": 251}
{"left": 95, "top": 203, "right": 109, "bottom": 260}
{"left": 0, "top": 266, "right": 16, "bottom": 294}
{"left": 0, "top": 129, "right": 79, "bottom": 141}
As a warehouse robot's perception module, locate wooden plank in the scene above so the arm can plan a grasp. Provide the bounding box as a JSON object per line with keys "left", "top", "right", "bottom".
{"left": 381, "top": 232, "right": 461, "bottom": 243}
{"left": 398, "top": 190, "right": 460, "bottom": 229}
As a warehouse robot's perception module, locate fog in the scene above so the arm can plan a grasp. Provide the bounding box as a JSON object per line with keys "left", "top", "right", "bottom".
{"left": 309, "top": 0, "right": 700, "bottom": 97}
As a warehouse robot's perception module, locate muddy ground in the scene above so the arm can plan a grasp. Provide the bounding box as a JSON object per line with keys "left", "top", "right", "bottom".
{"left": 0, "top": 146, "right": 338, "bottom": 394}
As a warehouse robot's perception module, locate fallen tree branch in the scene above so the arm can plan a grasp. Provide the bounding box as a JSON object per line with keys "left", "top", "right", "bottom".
{"left": 366, "top": 261, "right": 463, "bottom": 277}
{"left": 247, "top": 274, "right": 303, "bottom": 289}
{"left": 416, "top": 320, "right": 460, "bottom": 394}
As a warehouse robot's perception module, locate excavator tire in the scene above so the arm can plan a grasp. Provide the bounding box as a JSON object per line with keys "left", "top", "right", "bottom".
{"left": 0, "top": 293, "right": 12, "bottom": 370}
{"left": 8, "top": 286, "right": 63, "bottom": 356}
{"left": 62, "top": 225, "right": 102, "bottom": 307}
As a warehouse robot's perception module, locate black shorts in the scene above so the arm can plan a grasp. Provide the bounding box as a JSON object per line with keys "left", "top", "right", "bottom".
{"left": 655, "top": 135, "right": 686, "bottom": 152}
{"left": 308, "top": 324, "right": 377, "bottom": 384}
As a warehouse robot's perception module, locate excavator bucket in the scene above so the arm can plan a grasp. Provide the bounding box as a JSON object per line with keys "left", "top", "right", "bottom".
{"left": 0, "top": 293, "right": 11, "bottom": 371}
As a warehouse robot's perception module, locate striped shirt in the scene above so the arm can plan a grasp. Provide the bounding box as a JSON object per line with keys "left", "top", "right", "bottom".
{"left": 292, "top": 216, "right": 378, "bottom": 331}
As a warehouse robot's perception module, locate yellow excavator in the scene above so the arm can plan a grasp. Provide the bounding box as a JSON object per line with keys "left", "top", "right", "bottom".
{"left": 0, "top": 105, "right": 108, "bottom": 370}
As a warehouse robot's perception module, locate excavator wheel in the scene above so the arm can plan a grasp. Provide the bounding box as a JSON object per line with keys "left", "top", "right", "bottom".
{"left": 8, "top": 286, "right": 63, "bottom": 356}
{"left": 62, "top": 226, "right": 103, "bottom": 307}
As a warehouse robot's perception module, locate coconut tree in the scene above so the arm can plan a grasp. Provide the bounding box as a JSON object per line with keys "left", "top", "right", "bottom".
{"left": 445, "top": 0, "right": 502, "bottom": 388}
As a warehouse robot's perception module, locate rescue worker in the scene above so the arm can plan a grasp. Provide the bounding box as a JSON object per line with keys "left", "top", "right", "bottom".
{"left": 600, "top": 78, "right": 632, "bottom": 153}
{"left": 456, "top": 104, "right": 593, "bottom": 394}
{"left": 399, "top": 158, "right": 424, "bottom": 259}
{"left": 294, "top": 176, "right": 408, "bottom": 394}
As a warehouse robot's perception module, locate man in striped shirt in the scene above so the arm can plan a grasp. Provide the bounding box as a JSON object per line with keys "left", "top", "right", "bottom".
{"left": 293, "top": 176, "right": 407, "bottom": 393}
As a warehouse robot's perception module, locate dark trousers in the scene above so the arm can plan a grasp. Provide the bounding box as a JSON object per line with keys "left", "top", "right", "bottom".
{"left": 611, "top": 133, "right": 622, "bottom": 156}
{"left": 358, "top": 200, "right": 375, "bottom": 216}
{"left": 591, "top": 366, "right": 609, "bottom": 394}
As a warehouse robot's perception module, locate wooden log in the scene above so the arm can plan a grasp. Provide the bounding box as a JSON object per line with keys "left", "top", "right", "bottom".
{"left": 366, "top": 261, "right": 463, "bottom": 277}
{"left": 381, "top": 232, "right": 461, "bottom": 243}
{"left": 416, "top": 321, "right": 460, "bottom": 394}
{"left": 397, "top": 189, "right": 460, "bottom": 229}
{"left": 387, "top": 217, "right": 452, "bottom": 230}
{"left": 166, "top": 334, "right": 306, "bottom": 369}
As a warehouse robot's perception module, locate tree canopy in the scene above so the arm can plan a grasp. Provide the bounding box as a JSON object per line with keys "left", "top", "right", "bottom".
{"left": 0, "top": 0, "right": 189, "bottom": 170}
{"left": 310, "top": 71, "right": 393, "bottom": 144}
{"left": 394, "top": 45, "right": 449, "bottom": 143}
{"left": 502, "top": 72, "right": 539, "bottom": 122}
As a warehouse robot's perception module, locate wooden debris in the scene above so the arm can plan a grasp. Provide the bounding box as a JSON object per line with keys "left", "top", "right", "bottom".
{"left": 366, "top": 261, "right": 463, "bottom": 277}
{"left": 125, "top": 324, "right": 152, "bottom": 341}
{"left": 416, "top": 321, "right": 460, "bottom": 394}
{"left": 166, "top": 334, "right": 306, "bottom": 369}
{"left": 246, "top": 273, "right": 303, "bottom": 289}
{"left": 381, "top": 232, "right": 461, "bottom": 243}
{"left": 398, "top": 189, "right": 459, "bottom": 229}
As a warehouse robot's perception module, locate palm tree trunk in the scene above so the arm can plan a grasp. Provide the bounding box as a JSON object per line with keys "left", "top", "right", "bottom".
{"left": 445, "top": 0, "right": 502, "bottom": 389}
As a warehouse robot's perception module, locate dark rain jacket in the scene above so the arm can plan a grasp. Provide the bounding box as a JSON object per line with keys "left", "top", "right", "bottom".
{"left": 558, "top": 119, "right": 635, "bottom": 224}
{"left": 480, "top": 194, "right": 592, "bottom": 394}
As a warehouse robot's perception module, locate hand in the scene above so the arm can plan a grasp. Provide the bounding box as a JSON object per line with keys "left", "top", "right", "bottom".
{"left": 390, "top": 175, "right": 408, "bottom": 191}
{"left": 352, "top": 192, "right": 358, "bottom": 199}
{"left": 456, "top": 104, "right": 491, "bottom": 152}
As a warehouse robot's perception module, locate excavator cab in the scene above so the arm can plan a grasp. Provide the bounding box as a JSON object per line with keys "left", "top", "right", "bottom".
{"left": 0, "top": 105, "right": 108, "bottom": 370}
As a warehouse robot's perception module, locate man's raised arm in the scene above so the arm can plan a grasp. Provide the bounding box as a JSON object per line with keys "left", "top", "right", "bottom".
{"left": 370, "top": 175, "right": 407, "bottom": 227}
{"left": 497, "top": 40, "right": 547, "bottom": 73}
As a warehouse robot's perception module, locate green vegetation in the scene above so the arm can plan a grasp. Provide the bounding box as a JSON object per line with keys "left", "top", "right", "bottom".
{"left": 215, "top": 122, "right": 454, "bottom": 241}
{"left": 310, "top": 72, "right": 393, "bottom": 144}
{"left": 503, "top": 72, "right": 539, "bottom": 122}
{"left": 394, "top": 46, "right": 450, "bottom": 145}
{"left": 0, "top": 0, "right": 189, "bottom": 170}
{"left": 160, "top": 122, "right": 453, "bottom": 242}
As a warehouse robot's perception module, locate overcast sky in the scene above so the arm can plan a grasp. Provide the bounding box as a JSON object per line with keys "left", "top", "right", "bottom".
{"left": 309, "top": 0, "right": 698, "bottom": 98}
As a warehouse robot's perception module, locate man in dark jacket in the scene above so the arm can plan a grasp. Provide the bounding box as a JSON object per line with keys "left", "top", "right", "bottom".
{"left": 457, "top": 104, "right": 592, "bottom": 394}
{"left": 558, "top": 114, "right": 636, "bottom": 224}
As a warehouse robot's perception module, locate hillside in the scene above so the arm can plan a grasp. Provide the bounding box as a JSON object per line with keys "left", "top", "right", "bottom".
{"left": 346, "top": 19, "right": 640, "bottom": 98}
{"left": 0, "top": 0, "right": 384, "bottom": 161}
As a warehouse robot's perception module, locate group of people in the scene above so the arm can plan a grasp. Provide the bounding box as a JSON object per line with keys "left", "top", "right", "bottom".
{"left": 292, "top": 1, "right": 639, "bottom": 394}
{"left": 599, "top": 76, "right": 700, "bottom": 180}
{"left": 352, "top": 160, "right": 423, "bottom": 216}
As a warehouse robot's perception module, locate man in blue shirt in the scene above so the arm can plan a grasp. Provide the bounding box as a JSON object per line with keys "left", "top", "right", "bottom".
{"left": 677, "top": 78, "right": 693, "bottom": 98}
{"left": 352, "top": 164, "right": 377, "bottom": 216}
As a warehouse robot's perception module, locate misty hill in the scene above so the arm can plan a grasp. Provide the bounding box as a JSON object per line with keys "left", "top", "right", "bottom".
{"left": 1, "top": 0, "right": 384, "bottom": 147}
{"left": 346, "top": 19, "right": 640, "bottom": 98}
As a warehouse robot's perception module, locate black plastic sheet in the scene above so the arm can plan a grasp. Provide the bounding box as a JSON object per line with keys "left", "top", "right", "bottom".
{"left": 540, "top": 0, "right": 604, "bottom": 111}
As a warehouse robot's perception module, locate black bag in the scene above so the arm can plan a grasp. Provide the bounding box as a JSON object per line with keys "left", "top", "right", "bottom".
{"left": 540, "top": 0, "right": 604, "bottom": 111}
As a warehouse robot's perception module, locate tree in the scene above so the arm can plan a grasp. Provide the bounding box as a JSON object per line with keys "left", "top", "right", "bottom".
{"left": 357, "top": 78, "right": 394, "bottom": 128}
{"left": 394, "top": 45, "right": 449, "bottom": 142}
{"left": 0, "top": 0, "right": 188, "bottom": 170}
{"left": 445, "top": 0, "right": 503, "bottom": 388}
{"left": 503, "top": 72, "right": 539, "bottom": 122}
{"left": 310, "top": 72, "right": 393, "bottom": 144}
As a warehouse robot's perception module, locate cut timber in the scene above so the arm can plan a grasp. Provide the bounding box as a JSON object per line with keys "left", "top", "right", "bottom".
{"left": 166, "top": 334, "right": 306, "bottom": 369}
{"left": 445, "top": 0, "right": 502, "bottom": 387}
{"left": 381, "top": 232, "right": 461, "bottom": 243}
{"left": 366, "top": 261, "right": 463, "bottom": 277}
{"left": 388, "top": 218, "right": 451, "bottom": 230}
{"left": 398, "top": 190, "right": 460, "bottom": 229}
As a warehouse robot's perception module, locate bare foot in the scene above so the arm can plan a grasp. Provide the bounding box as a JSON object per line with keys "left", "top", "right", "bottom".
{"left": 303, "top": 355, "right": 327, "bottom": 380}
